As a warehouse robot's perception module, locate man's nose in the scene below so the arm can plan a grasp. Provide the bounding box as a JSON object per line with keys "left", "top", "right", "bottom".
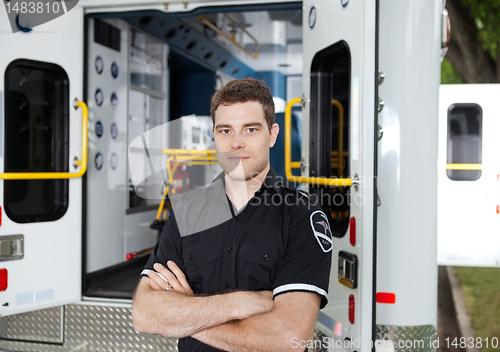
{"left": 230, "top": 133, "right": 245, "bottom": 150}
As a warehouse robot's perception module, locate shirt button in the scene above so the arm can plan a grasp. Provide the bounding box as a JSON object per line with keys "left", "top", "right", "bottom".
{"left": 188, "top": 254, "right": 193, "bottom": 260}
{"left": 227, "top": 247, "right": 233, "bottom": 253}
{"left": 225, "top": 284, "right": 229, "bottom": 289}
{"left": 264, "top": 254, "right": 269, "bottom": 261}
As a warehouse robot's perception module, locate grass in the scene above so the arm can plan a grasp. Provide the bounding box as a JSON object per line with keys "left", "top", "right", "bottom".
{"left": 454, "top": 267, "right": 500, "bottom": 352}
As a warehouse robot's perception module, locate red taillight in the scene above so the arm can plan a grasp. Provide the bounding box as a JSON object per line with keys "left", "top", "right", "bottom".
{"left": 0, "top": 268, "right": 7, "bottom": 292}
{"left": 348, "top": 294, "right": 355, "bottom": 324}
{"left": 446, "top": 13, "right": 450, "bottom": 45}
{"left": 497, "top": 205, "right": 499, "bottom": 214}
{"left": 442, "top": 9, "right": 450, "bottom": 49}
{"left": 349, "top": 217, "right": 356, "bottom": 246}
{"left": 376, "top": 292, "right": 396, "bottom": 304}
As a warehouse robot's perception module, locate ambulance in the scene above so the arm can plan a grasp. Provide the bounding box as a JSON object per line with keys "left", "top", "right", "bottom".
{"left": 0, "top": 0, "right": 446, "bottom": 351}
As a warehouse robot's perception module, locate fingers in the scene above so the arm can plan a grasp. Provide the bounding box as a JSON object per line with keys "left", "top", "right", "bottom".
{"left": 167, "top": 261, "right": 193, "bottom": 294}
{"left": 153, "top": 263, "right": 184, "bottom": 292}
{"left": 148, "top": 277, "right": 165, "bottom": 291}
{"left": 149, "top": 262, "right": 194, "bottom": 295}
{"left": 148, "top": 270, "right": 172, "bottom": 291}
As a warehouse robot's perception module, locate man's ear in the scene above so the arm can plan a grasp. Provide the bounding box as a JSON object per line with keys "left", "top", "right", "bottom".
{"left": 269, "top": 123, "right": 279, "bottom": 148}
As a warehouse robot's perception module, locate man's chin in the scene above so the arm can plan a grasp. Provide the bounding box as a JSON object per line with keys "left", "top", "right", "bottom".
{"left": 226, "top": 170, "right": 249, "bottom": 182}
{"left": 226, "top": 170, "right": 267, "bottom": 183}
{"left": 222, "top": 161, "right": 269, "bottom": 182}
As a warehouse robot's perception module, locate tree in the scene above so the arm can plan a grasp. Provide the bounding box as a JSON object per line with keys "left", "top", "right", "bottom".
{"left": 445, "top": 0, "right": 500, "bottom": 83}
{"left": 441, "top": 58, "right": 463, "bottom": 84}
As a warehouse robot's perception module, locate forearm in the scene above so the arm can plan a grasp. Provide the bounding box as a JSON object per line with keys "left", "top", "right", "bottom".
{"left": 192, "top": 309, "right": 314, "bottom": 352}
{"left": 192, "top": 292, "right": 320, "bottom": 352}
{"left": 133, "top": 291, "right": 235, "bottom": 337}
{"left": 132, "top": 279, "right": 273, "bottom": 338}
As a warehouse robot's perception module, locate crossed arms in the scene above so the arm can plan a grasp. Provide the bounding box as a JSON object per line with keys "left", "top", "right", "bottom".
{"left": 132, "top": 261, "right": 321, "bottom": 352}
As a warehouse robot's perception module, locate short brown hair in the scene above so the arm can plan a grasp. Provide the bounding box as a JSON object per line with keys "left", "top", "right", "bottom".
{"left": 210, "top": 78, "right": 275, "bottom": 130}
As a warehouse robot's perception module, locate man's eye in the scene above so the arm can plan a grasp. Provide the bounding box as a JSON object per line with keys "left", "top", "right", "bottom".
{"left": 247, "top": 128, "right": 256, "bottom": 133}
{"left": 220, "top": 129, "right": 231, "bottom": 134}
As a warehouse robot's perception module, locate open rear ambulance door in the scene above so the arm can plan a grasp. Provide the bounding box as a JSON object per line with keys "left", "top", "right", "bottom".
{"left": 0, "top": 6, "right": 85, "bottom": 317}
{"left": 302, "top": 0, "right": 378, "bottom": 349}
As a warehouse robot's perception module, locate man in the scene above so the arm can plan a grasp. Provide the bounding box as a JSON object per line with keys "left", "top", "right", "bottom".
{"left": 132, "top": 78, "right": 332, "bottom": 351}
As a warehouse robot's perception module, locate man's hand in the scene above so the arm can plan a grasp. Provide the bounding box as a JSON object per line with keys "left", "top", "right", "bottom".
{"left": 148, "top": 261, "right": 193, "bottom": 295}
{"left": 148, "top": 261, "right": 273, "bottom": 317}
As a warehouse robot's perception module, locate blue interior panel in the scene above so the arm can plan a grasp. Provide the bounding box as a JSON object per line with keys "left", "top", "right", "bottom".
{"left": 169, "top": 50, "right": 216, "bottom": 119}
{"left": 254, "top": 71, "right": 286, "bottom": 99}
{"left": 271, "top": 112, "right": 302, "bottom": 179}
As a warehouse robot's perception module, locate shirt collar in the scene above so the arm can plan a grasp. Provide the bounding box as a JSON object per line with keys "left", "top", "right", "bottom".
{"left": 261, "top": 166, "right": 293, "bottom": 194}
{"left": 202, "top": 172, "right": 226, "bottom": 201}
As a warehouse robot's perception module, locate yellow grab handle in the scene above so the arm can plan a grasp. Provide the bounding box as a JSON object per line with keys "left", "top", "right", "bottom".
{"left": 445, "top": 163, "right": 482, "bottom": 170}
{"left": 0, "top": 100, "right": 88, "bottom": 180}
{"left": 156, "top": 186, "right": 170, "bottom": 221}
{"left": 285, "top": 98, "right": 353, "bottom": 187}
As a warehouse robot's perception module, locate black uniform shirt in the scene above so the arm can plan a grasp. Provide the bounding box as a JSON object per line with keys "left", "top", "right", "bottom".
{"left": 141, "top": 167, "right": 333, "bottom": 352}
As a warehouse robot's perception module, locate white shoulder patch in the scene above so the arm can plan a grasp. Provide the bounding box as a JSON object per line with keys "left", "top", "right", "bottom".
{"left": 309, "top": 210, "right": 333, "bottom": 252}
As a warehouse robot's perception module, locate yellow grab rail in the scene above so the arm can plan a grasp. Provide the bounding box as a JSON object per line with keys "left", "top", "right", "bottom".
{"left": 162, "top": 149, "right": 217, "bottom": 158}
{"left": 155, "top": 149, "right": 220, "bottom": 220}
{"left": 331, "top": 99, "right": 344, "bottom": 177}
{"left": 285, "top": 97, "right": 353, "bottom": 187}
{"left": 445, "top": 163, "right": 482, "bottom": 170}
{"left": 155, "top": 156, "right": 176, "bottom": 221}
{"left": 0, "top": 100, "right": 88, "bottom": 180}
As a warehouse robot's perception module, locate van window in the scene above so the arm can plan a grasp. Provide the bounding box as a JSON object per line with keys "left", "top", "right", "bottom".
{"left": 4, "top": 60, "right": 69, "bottom": 223}
{"left": 446, "top": 103, "right": 482, "bottom": 181}
{"left": 309, "top": 41, "right": 351, "bottom": 238}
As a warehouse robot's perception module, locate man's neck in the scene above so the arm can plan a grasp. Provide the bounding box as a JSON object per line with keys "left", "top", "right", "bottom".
{"left": 224, "top": 164, "right": 270, "bottom": 211}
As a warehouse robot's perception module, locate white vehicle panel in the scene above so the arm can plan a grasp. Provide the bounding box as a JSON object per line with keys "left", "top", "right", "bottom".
{"left": 377, "top": 0, "right": 440, "bottom": 327}
{"left": 302, "top": 0, "right": 377, "bottom": 349}
{"left": 438, "top": 84, "right": 500, "bottom": 267}
{"left": 0, "top": 7, "right": 84, "bottom": 316}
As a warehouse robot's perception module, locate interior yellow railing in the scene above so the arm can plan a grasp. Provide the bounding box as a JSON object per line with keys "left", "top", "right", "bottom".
{"left": 331, "top": 99, "right": 344, "bottom": 177}
{"left": 331, "top": 151, "right": 349, "bottom": 175}
{"left": 0, "top": 100, "right": 88, "bottom": 180}
{"left": 155, "top": 149, "right": 219, "bottom": 220}
{"left": 285, "top": 97, "right": 353, "bottom": 187}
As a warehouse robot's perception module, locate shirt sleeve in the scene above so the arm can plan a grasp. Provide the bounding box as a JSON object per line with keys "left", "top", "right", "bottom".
{"left": 140, "top": 212, "right": 183, "bottom": 278}
{"left": 272, "top": 199, "right": 333, "bottom": 309}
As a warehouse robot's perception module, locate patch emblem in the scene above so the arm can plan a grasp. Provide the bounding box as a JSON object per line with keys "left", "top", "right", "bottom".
{"left": 310, "top": 211, "right": 333, "bottom": 252}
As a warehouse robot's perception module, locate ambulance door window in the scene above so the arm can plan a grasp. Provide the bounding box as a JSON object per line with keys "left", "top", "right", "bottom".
{"left": 446, "top": 103, "right": 482, "bottom": 181}
{"left": 309, "top": 41, "right": 351, "bottom": 237}
{"left": 4, "top": 60, "right": 69, "bottom": 223}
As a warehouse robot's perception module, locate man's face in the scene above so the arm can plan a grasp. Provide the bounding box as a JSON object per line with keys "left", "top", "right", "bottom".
{"left": 213, "top": 101, "right": 279, "bottom": 182}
